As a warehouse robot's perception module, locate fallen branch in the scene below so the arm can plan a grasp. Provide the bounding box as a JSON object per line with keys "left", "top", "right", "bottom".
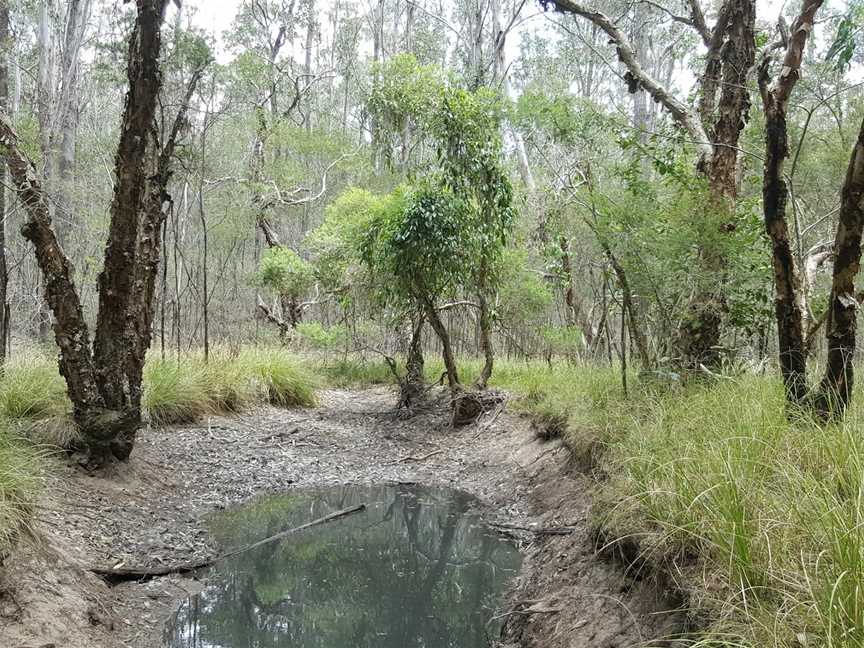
{"left": 490, "top": 522, "right": 577, "bottom": 536}
{"left": 90, "top": 504, "right": 367, "bottom": 584}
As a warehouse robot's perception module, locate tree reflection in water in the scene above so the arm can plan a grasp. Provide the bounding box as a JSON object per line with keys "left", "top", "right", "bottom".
{"left": 163, "top": 484, "right": 522, "bottom": 648}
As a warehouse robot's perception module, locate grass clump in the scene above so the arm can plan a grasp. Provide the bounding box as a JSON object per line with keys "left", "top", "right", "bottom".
{"left": 0, "top": 351, "right": 77, "bottom": 446}
{"left": 574, "top": 374, "right": 864, "bottom": 648}
{"left": 239, "top": 348, "right": 317, "bottom": 407}
{"left": 143, "top": 358, "right": 214, "bottom": 425}
{"left": 144, "top": 348, "right": 317, "bottom": 424}
{"left": 0, "top": 423, "right": 44, "bottom": 557}
{"left": 0, "top": 352, "right": 68, "bottom": 421}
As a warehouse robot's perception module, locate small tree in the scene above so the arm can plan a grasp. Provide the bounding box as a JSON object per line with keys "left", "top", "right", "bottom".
{"left": 362, "top": 184, "right": 473, "bottom": 392}
{"left": 255, "top": 247, "right": 315, "bottom": 330}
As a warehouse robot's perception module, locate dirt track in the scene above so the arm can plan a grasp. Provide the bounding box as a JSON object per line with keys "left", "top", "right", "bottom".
{"left": 0, "top": 387, "right": 685, "bottom": 648}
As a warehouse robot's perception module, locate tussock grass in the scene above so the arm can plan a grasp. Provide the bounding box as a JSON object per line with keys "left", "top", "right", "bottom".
{"left": 143, "top": 358, "right": 215, "bottom": 425}
{"left": 574, "top": 374, "right": 864, "bottom": 648}
{"left": 238, "top": 347, "right": 317, "bottom": 408}
{"left": 0, "top": 347, "right": 317, "bottom": 430}
{"left": 314, "top": 353, "right": 864, "bottom": 646}
{"left": 0, "top": 351, "right": 77, "bottom": 446}
{"left": 0, "top": 422, "right": 45, "bottom": 557}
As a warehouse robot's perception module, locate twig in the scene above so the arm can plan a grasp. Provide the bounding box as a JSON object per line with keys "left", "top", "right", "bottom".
{"left": 490, "top": 521, "right": 577, "bottom": 535}
{"left": 397, "top": 448, "right": 445, "bottom": 463}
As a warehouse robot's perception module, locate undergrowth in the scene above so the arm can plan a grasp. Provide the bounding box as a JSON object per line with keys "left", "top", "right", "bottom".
{"left": 0, "top": 421, "right": 44, "bottom": 559}
{"left": 314, "top": 353, "right": 864, "bottom": 648}
{"left": 0, "top": 347, "right": 317, "bottom": 435}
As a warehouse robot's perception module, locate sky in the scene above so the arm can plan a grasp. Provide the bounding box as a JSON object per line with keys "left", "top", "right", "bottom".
{"left": 176, "top": 0, "right": 851, "bottom": 71}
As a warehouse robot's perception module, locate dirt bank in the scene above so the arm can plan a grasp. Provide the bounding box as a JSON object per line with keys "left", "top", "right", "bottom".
{"left": 0, "top": 387, "right": 684, "bottom": 647}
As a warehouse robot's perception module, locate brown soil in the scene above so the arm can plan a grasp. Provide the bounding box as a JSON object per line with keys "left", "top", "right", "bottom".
{"left": 0, "top": 387, "right": 686, "bottom": 648}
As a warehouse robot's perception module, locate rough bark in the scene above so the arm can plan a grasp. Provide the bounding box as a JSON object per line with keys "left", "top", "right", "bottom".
{"left": 549, "top": 0, "right": 756, "bottom": 369}
{"left": 0, "top": 115, "right": 103, "bottom": 422}
{"left": 91, "top": 0, "right": 172, "bottom": 458}
{"left": 0, "top": 0, "right": 8, "bottom": 367}
{"left": 814, "top": 118, "right": 864, "bottom": 417}
{"left": 3, "top": 0, "right": 199, "bottom": 464}
{"left": 706, "top": 0, "right": 755, "bottom": 199}
{"left": 758, "top": 0, "right": 824, "bottom": 404}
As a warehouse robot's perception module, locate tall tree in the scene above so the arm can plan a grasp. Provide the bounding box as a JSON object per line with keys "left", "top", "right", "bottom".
{"left": 544, "top": 0, "right": 756, "bottom": 367}
{"left": 759, "top": 0, "right": 825, "bottom": 404}
{"left": 0, "top": 0, "right": 7, "bottom": 367}
{"left": 0, "top": 0, "right": 205, "bottom": 464}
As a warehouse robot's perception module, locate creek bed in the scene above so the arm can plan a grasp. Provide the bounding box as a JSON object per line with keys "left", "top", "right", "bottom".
{"left": 163, "top": 484, "right": 523, "bottom": 647}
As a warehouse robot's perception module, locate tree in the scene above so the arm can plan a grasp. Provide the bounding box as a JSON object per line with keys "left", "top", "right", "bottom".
{"left": 759, "top": 0, "right": 864, "bottom": 418}
{"left": 543, "top": 0, "right": 756, "bottom": 368}
{"left": 0, "top": 0, "right": 206, "bottom": 464}
{"left": 361, "top": 184, "right": 472, "bottom": 391}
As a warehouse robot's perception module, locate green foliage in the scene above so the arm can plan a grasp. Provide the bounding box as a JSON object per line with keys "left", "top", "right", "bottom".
{"left": 540, "top": 325, "right": 584, "bottom": 358}
{"left": 362, "top": 184, "right": 471, "bottom": 308}
{"left": 826, "top": 1, "right": 864, "bottom": 71}
{"left": 497, "top": 249, "right": 554, "bottom": 328}
{"left": 368, "top": 54, "right": 446, "bottom": 163}
{"left": 306, "top": 188, "right": 384, "bottom": 296}
{"left": 256, "top": 247, "right": 315, "bottom": 301}
{"left": 295, "top": 322, "right": 348, "bottom": 350}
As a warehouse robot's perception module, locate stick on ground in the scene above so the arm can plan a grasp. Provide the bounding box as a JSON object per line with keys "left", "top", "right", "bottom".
{"left": 90, "top": 503, "right": 367, "bottom": 584}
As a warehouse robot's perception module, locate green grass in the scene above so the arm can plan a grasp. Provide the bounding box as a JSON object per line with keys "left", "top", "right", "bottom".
{"left": 0, "top": 347, "right": 318, "bottom": 431}
{"left": 568, "top": 374, "right": 864, "bottom": 648}
{"left": 313, "top": 353, "right": 864, "bottom": 647}
{"left": 0, "top": 424, "right": 43, "bottom": 557}
{"left": 238, "top": 347, "right": 317, "bottom": 408}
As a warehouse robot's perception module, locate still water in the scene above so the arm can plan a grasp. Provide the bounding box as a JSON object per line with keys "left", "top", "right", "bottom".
{"left": 163, "top": 484, "right": 523, "bottom": 648}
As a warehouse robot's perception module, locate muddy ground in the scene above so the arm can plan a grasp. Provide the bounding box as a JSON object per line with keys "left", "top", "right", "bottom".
{"left": 0, "top": 387, "right": 685, "bottom": 648}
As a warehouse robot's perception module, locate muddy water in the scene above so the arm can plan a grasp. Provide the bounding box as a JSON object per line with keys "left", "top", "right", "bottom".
{"left": 163, "top": 484, "right": 522, "bottom": 647}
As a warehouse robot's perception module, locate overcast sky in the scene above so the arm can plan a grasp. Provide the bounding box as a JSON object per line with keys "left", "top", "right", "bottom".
{"left": 176, "top": 0, "right": 846, "bottom": 67}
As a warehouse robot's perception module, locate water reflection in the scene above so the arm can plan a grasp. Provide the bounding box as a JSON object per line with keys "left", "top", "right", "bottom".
{"left": 163, "top": 484, "right": 522, "bottom": 648}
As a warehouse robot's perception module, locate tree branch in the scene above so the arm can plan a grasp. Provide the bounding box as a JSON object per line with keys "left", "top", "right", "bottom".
{"left": 543, "top": 0, "right": 712, "bottom": 162}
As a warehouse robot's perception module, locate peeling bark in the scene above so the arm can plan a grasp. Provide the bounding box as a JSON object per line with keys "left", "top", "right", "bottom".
{"left": 2, "top": 0, "right": 202, "bottom": 463}
{"left": 758, "top": 0, "right": 824, "bottom": 404}
{"left": 815, "top": 117, "right": 864, "bottom": 417}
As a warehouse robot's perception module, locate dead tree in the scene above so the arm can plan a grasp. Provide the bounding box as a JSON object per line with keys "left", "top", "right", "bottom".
{"left": 0, "top": 0, "right": 205, "bottom": 464}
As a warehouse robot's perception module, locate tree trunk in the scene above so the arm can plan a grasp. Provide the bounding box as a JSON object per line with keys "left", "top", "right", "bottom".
{"left": 814, "top": 117, "right": 864, "bottom": 417}
{"left": 475, "top": 291, "right": 493, "bottom": 390}
{"left": 2, "top": 0, "right": 200, "bottom": 464}
{"left": 0, "top": 0, "right": 8, "bottom": 367}
{"left": 55, "top": 0, "right": 91, "bottom": 246}
{"left": 757, "top": 0, "right": 824, "bottom": 404}
{"left": 424, "top": 297, "right": 459, "bottom": 389}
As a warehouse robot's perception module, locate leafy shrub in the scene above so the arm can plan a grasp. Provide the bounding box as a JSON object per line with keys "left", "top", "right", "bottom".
{"left": 296, "top": 322, "right": 348, "bottom": 351}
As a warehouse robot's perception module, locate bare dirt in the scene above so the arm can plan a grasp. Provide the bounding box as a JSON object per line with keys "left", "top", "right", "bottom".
{"left": 0, "top": 387, "right": 686, "bottom": 648}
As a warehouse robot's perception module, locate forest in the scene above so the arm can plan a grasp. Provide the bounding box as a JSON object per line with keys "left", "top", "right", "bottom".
{"left": 1, "top": 0, "right": 864, "bottom": 646}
